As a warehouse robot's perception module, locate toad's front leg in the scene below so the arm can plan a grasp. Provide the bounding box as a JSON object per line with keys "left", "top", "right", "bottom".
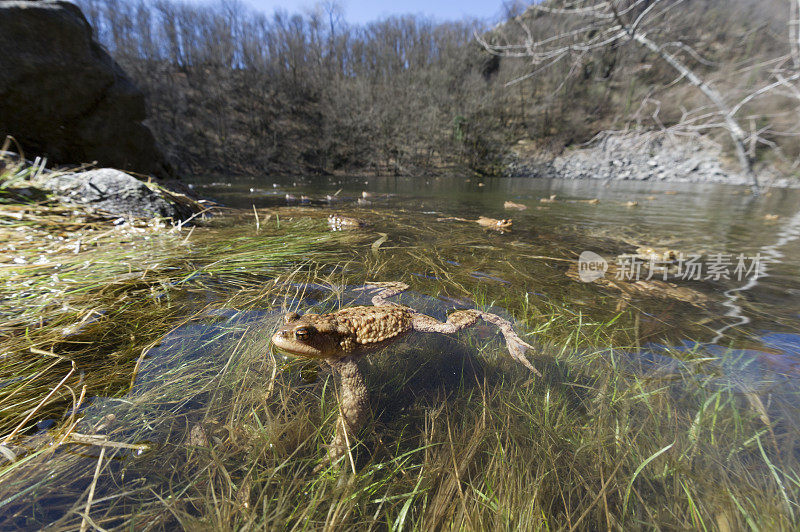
{"left": 322, "top": 356, "right": 369, "bottom": 469}
{"left": 411, "top": 310, "right": 542, "bottom": 377}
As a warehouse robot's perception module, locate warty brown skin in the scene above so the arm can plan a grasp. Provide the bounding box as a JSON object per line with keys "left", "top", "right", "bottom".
{"left": 270, "top": 282, "right": 539, "bottom": 470}
{"left": 272, "top": 306, "right": 414, "bottom": 359}
{"left": 327, "top": 214, "right": 368, "bottom": 231}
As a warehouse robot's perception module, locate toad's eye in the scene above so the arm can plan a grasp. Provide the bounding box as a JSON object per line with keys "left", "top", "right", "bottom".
{"left": 295, "top": 327, "right": 313, "bottom": 340}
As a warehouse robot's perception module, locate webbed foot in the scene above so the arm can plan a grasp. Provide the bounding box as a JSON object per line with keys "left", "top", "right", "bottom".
{"left": 473, "top": 311, "right": 541, "bottom": 377}
{"left": 412, "top": 309, "right": 542, "bottom": 377}
{"left": 503, "top": 334, "right": 541, "bottom": 377}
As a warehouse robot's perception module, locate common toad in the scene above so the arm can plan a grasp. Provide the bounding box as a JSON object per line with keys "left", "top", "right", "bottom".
{"left": 271, "top": 282, "right": 539, "bottom": 468}
{"left": 628, "top": 246, "right": 679, "bottom": 262}
{"left": 328, "top": 214, "right": 368, "bottom": 231}
{"left": 504, "top": 201, "right": 527, "bottom": 211}
{"left": 476, "top": 216, "right": 512, "bottom": 230}
{"left": 437, "top": 216, "right": 513, "bottom": 231}
{"left": 565, "top": 261, "right": 711, "bottom": 310}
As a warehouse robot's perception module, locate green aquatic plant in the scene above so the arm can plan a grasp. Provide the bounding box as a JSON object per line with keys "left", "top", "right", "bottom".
{"left": 0, "top": 205, "right": 798, "bottom": 529}
{"left": 0, "top": 213, "right": 343, "bottom": 439}
{"left": 0, "top": 272, "right": 797, "bottom": 529}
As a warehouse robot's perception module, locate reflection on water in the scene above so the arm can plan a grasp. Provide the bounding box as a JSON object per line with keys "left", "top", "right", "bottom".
{"left": 712, "top": 208, "right": 800, "bottom": 342}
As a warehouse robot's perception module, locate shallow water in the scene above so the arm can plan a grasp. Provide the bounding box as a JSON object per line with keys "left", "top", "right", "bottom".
{"left": 198, "top": 174, "right": 800, "bottom": 377}
{"left": 5, "top": 175, "right": 800, "bottom": 528}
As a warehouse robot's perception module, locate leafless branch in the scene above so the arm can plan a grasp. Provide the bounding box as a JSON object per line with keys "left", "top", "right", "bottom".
{"left": 476, "top": 0, "right": 800, "bottom": 193}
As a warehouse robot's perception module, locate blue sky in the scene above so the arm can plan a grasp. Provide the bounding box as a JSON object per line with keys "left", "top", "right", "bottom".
{"left": 245, "top": 0, "right": 509, "bottom": 25}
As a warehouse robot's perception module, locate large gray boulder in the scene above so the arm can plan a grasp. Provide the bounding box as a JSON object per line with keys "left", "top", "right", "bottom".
{"left": 43, "top": 169, "right": 184, "bottom": 219}
{"left": 0, "top": 0, "right": 169, "bottom": 176}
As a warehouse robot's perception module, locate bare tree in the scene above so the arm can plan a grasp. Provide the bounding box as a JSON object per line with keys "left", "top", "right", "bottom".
{"left": 75, "top": 0, "right": 496, "bottom": 175}
{"left": 478, "top": 0, "right": 800, "bottom": 194}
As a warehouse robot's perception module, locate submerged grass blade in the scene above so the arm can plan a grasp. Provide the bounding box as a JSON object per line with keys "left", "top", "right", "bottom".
{"left": 0, "top": 204, "right": 798, "bottom": 529}
{"left": 623, "top": 441, "right": 675, "bottom": 517}
{"left": 757, "top": 434, "right": 795, "bottom": 521}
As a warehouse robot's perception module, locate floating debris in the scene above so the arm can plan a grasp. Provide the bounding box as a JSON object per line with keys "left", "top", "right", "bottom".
{"left": 504, "top": 201, "right": 527, "bottom": 210}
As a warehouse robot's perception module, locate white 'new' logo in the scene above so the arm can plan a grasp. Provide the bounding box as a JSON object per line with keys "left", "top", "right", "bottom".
{"left": 578, "top": 251, "right": 607, "bottom": 282}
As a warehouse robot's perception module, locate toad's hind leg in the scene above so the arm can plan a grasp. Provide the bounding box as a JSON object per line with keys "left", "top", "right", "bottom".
{"left": 411, "top": 310, "right": 542, "bottom": 377}
{"left": 358, "top": 282, "right": 410, "bottom": 306}
{"left": 322, "top": 356, "right": 369, "bottom": 469}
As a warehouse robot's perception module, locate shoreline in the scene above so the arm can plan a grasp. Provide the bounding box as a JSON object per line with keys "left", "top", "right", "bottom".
{"left": 505, "top": 131, "right": 800, "bottom": 189}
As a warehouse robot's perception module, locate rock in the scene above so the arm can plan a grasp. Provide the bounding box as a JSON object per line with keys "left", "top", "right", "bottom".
{"left": 541, "top": 131, "right": 790, "bottom": 187}
{"left": 0, "top": 0, "right": 169, "bottom": 176}
{"left": 505, "top": 130, "right": 791, "bottom": 187}
{"left": 42, "top": 169, "right": 184, "bottom": 219}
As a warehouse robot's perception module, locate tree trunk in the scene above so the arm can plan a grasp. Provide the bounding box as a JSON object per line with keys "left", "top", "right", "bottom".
{"left": 631, "top": 32, "right": 760, "bottom": 194}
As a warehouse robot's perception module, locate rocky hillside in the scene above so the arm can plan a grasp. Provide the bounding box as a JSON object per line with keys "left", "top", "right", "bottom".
{"left": 481, "top": 0, "right": 796, "bottom": 178}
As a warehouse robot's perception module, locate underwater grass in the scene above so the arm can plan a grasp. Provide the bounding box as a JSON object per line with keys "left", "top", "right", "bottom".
{"left": 0, "top": 271, "right": 797, "bottom": 530}
{"left": 0, "top": 203, "right": 798, "bottom": 529}
{"left": 0, "top": 209, "right": 347, "bottom": 440}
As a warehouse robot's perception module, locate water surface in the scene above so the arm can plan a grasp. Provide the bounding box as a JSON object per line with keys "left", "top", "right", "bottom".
{"left": 4, "top": 174, "right": 800, "bottom": 529}
{"left": 199, "top": 174, "right": 800, "bottom": 374}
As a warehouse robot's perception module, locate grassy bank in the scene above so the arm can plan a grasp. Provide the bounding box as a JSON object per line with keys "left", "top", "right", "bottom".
{"left": 0, "top": 153, "right": 212, "bottom": 436}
